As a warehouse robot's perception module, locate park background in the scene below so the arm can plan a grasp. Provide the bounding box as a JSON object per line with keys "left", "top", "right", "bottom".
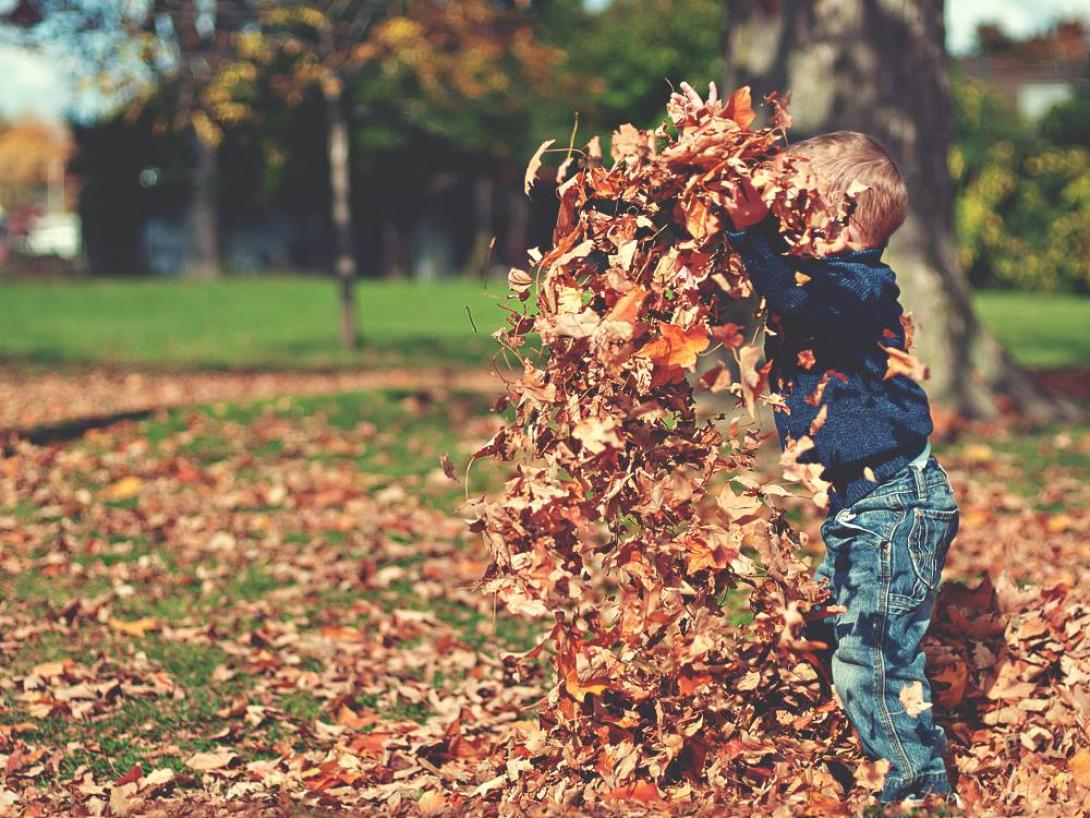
{"left": 2, "top": 0, "right": 1090, "bottom": 815}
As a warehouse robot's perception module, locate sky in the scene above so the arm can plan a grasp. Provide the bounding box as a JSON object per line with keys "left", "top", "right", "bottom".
{"left": 1, "top": 0, "right": 1088, "bottom": 123}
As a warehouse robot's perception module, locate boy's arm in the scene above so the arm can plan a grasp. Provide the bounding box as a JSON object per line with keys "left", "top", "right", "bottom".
{"left": 720, "top": 180, "right": 888, "bottom": 335}
{"left": 725, "top": 218, "right": 887, "bottom": 335}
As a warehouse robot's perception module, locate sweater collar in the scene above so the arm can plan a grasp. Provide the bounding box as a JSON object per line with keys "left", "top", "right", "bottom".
{"left": 834, "top": 245, "right": 886, "bottom": 265}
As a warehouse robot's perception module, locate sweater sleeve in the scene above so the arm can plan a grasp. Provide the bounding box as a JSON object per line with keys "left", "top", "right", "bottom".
{"left": 724, "top": 218, "right": 888, "bottom": 336}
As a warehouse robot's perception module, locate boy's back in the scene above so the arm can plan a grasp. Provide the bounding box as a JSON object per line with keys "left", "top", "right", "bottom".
{"left": 724, "top": 216, "right": 933, "bottom": 512}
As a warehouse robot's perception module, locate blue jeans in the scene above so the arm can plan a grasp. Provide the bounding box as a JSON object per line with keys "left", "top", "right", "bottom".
{"left": 815, "top": 455, "right": 959, "bottom": 802}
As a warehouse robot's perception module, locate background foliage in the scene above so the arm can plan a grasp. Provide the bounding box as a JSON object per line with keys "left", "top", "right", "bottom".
{"left": 952, "top": 73, "right": 1090, "bottom": 293}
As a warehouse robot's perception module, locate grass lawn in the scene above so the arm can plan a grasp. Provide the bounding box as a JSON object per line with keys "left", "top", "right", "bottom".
{"left": 972, "top": 290, "right": 1090, "bottom": 370}
{"left": 1, "top": 277, "right": 1088, "bottom": 372}
{"left": 0, "top": 277, "right": 508, "bottom": 370}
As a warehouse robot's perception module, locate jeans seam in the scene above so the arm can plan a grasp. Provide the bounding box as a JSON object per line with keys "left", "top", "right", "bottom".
{"left": 876, "top": 537, "right": 917, "bottom": 779}
{"left": 884, "top": 769, "right": 949, "bottom": 785}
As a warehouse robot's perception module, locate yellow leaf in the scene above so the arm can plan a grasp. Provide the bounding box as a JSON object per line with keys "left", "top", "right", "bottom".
{"left": 102, "top": 475, "right": 144, "bottom": 501}
{"left": 110, "top": 617, "right": 159, "bottom": 638}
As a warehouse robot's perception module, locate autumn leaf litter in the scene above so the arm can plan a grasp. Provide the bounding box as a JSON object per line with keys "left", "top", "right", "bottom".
{"left": 1, "top": 92, "right": 1090, "bottom": 817}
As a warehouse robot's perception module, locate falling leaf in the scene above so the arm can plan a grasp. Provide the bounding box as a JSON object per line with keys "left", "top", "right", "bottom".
{"left": 637, "top": 323, "right": 709, "bottom": 384}
{"left": 524, "top": 139, "right": 555, "bottom": 196}
{"left": 711, "top": 322, "right": 745, "bottom": 349}
{"left": 439, "top": 453, "right": 458, "bottom": 481}
{"left": 881, "top": 344, "right": 929, "bottom": 382}
{"left": 508, "top": 267, "right": 533, "bottom": 296}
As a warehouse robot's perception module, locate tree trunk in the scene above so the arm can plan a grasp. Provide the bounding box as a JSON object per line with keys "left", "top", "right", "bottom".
{"left": 469, "top": 174, "right": 494, "bottom": 278}
{"left": 186, "top": 130, "right": 220, "bottom": 279}
{"left": 380, "top": 217, "right": 407, "bottom": 279}
{"left": 724, "top": 0, "right": 1076, "bottom": 420}
{"left": 325, "top": 82, "right": 359, "bottom": 350}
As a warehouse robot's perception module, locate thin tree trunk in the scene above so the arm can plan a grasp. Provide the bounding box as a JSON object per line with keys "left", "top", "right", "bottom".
{"left": 325, "top": 82, "right": 358, "bottom": 350}
{"left": 724, "top": 0, "right": 1077, "bottom": 420}
{"left": 380, "top": 217, "right": 406, "bottom": 278}
{"left": 187, "top": 130, "right": 220, "bottom": 279}
{"left": 469, "top": 174, "right": 494, "bottom": 277}
{"left": 503, "top": 186, "right": 530, "bottom": 269}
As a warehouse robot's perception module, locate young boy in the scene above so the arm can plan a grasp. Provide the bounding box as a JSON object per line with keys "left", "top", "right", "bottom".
{"left": 675, "top": 83, "right": 961, "bottom": 805}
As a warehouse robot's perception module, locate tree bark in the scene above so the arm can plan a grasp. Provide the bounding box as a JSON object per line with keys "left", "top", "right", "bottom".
{"left": 325, "top": 82, "right": 359, "bottom": 350}
{"left": 186, "top": 130, "right": 220, "bottom": 279}
{"left": 724, "top": 0, "right": 1077, "bottom": 420}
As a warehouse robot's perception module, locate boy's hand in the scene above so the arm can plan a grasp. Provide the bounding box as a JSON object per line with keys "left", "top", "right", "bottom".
{"left": 724, "top": 176, "right": 769, "bottom": 230}
{"left": 669, "top": 81, "right": 723, "bottom": 121}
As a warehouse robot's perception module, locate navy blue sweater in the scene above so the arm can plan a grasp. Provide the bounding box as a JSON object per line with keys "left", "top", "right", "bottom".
{"left": 725, "top": 218, "right": 933, "bottom": 513}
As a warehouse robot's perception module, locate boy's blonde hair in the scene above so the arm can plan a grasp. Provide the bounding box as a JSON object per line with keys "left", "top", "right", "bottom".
{"left": 789, "top": 131, "right": 908, "bottom": 247}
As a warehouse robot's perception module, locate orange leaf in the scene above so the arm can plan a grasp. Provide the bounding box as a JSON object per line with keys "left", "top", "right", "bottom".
{"left": 351, "top": 732, "right": 394, "bottom": 755}
{"left": 880, "top": 344, "right": 929, "bottom": 382}
{"left": 724, "top": 85, "right": 756, "bottom": 130}
{"left": 556, "top": 642, "right": 611, "bottom": 703}
{"left": 604, "top": 780, "right": 662, "bottom": 802}
{"left": 638, "top": 323, "right": 709, "bottom": 385}
{"left": 677, "top": 195, "right": 721, "bottom": 241}
{"left": 605, "top": 285, "right": 647, "bottom": 324}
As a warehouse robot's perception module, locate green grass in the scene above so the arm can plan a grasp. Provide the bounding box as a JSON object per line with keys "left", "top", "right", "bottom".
{"left": 0, "top": 277, "right": 507, "bottom": 370}
{"left": 973, "top": 290, "right": 1090, "bottom": 369}
{"left": 0, "top": 278, "right": 1086, "bottom": 373}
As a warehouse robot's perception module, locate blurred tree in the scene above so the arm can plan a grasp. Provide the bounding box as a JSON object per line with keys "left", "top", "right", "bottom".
{"left": 241, "top": 0, "right": 566, "bottom": 346}
{"left": 0, "top": 117, "right": 70, "bottom": 208}
{"left": 242, "top": 1, "right": 391, "bottom": 348}
{"left": 363, "top": 0, "right": 568, "bottom": 275}
{"left": 1041, "top": 62, "right": 1090, "bottom": 148}
{"left": 723, "top": 0, "right": 1074, "bottom": 419}
{"left": 564, "top": 0, "right": 724, "bottom": 131}
{"left": 951, "top": 77, "right": 1090, "bottom": 293}
{"left": 2, "top": 0, "right": 255, "bottom": 279}
{"left": 141, "top": 1, "right": 255, "bottom": 280}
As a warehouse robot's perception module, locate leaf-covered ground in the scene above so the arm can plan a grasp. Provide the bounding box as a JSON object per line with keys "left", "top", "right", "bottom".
{"left": 2, "top": 378, "right": 1090, "bottom": 816}
{"left": 1, "top": 388, "right": 543, "bottom": 816}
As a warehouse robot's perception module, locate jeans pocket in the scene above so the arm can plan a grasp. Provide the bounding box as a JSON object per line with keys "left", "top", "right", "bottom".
{"left": 889, "top": 507, "right": 958, "bottom": 613}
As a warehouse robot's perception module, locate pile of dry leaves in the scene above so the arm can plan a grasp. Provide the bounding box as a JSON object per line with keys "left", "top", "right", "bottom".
{"left": 467, "top": 89, "right": 1090, "bottom": 816}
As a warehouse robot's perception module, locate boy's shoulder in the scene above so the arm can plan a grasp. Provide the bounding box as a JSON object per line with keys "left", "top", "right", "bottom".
{"left": 796, "top": 246, "right": 894, "bottom": 278}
